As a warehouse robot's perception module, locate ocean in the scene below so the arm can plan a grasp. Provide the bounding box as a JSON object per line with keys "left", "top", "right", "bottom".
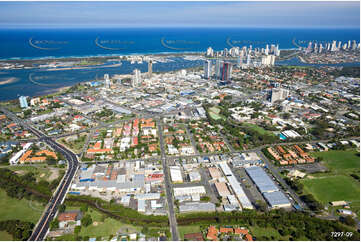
{"left": 0, "top": 27, "right": 359, "bottom": 101}
{"left": 0, "top": 27, "right": 359, "bottom": 60}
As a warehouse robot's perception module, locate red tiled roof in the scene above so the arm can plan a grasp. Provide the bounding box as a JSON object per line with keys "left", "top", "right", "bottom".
{"left": 58, "top": 212, "right": 78, "bottom": 222}
{"left": 220, "top": 227, "right": 234, "bottom": 233}
{"left": 184, "top": 233, "right": 204, "bottom": 241}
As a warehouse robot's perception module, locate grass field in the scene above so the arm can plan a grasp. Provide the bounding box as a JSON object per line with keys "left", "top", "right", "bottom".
{"left": 79, "top": 208, "right": 142, "bottom": 238}
{"left": 301, "top": 175, "right": 360, "bottom": 215}
{"left": 312, "top": 149, "right": 360, "bottom": 172}
{"left": 301, "top": 149, "right": 360, "bottom": 215}
{"left": 249, "top": 226, "right": 289, "bottom": 240}
{"left": 0, "top": 231, "right": 13, "bottom": 241}
{"left": 243, "top": 123, "right": 275, "bottom": 136}
{"left": 301, "top": 175, "right": 359, "bottom": 204}
{"left": 62, "top": 207, "right": 142, "bottom": 239}
{"left": 178, "top": 225, "right": 201, "bottom": 240}
{"left": 0, "top": 189, "right": 44, "bottom": 223}
{"left": 51, "top": 233, "right": 76, "bottom": 241}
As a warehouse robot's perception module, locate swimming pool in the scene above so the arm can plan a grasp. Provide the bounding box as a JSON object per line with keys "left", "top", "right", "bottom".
{"left": 279, "top": 133, "right": 287, "bottom": 140}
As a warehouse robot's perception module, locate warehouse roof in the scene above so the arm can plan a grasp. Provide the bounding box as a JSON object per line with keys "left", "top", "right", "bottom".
{"left": 263, "top": 191, "right": 291, "bottom": 208}
{"left": 245, "top": 166, "right": 279, "bottom": 193}
{"left": 219, "top": 163, "right": 253, "bottom": 209}
{"left": 179, "top": 202, "right": 216, "bottom": 213}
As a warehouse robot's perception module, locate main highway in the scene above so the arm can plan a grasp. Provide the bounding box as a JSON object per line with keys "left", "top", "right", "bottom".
{"left": 0, "top": 108, "right": 79, "bottom": 241}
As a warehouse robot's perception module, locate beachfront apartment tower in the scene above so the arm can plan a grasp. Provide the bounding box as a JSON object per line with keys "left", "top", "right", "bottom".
{"left": 19, "top": 96, "right": 28, "bottom": 108}
{"left": 148, "top": 60, "right": 153, "bottom": 78}
{"left": 215, "top": 59, "right": 223, "bottom": 79}
{"left": 204, "top": 60, "right": 212, "bottom": 79}
{"left": 221, "top": 62, "right": 232, "bottom": 82}
{"left": 132, "top": 69, "right": 141, "bottom": 87}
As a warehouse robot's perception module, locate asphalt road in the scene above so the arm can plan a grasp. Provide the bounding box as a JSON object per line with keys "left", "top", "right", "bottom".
{"left": 0, "top": 108, "right": 79, "bottom": 241}
{"left": 157, "top": 118, "right": 180, "bottom": 241}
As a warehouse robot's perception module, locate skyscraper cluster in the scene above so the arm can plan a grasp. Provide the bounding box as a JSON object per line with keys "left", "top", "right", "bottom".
{"left": 206, "top": 44, "right": 280, "bottom": 58}
{"left": 203, "top": 59, "right": 232, "bottom": 82}
{"left": 305, "top": 40, "right": 359, "bottom": 53}
{"left": 205, "top": 44, "right": 278, "bottom": 71}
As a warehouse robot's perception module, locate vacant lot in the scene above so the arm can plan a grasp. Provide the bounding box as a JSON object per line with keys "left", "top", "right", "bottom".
{"left": 79, "top": 208, "right": 141, "bottom": 238}
{"left": 0, "top": 189, "right": 44, "bottom": 224}
{"left": 8, "top": 165, "right": 62, "bottom": 182}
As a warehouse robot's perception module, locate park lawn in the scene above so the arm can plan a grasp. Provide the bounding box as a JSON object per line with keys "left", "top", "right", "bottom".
{"left": 311, "top": 149, "right": 360, "bottom": 173}
{"left": 244, "top": 123, "right": 275, "bottom": 136}
{"left": 0, "top": 189, "right": 44, "bottom": 224}
{"left": 301, "top": 175, "right": 360, "bottom": 214}
{"left": 79, "top": 208, "right": 142, "bottom": 238}
{"left": 178, "top": 225, "right": 202, "bottom": 240}
{"left": 0, "top": 231, "right": 13, "bottom": 241}
{"left": 209, "top": 112, "right": 225, "bottom": 121}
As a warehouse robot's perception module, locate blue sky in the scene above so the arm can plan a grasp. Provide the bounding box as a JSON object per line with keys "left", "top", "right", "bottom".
{"left": 0, "top": 1, "right": 359, "bottom": 28}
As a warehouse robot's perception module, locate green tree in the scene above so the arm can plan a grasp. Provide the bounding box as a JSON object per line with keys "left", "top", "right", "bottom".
{"left": 341, "top": 215, "right": 356, "bottom": 227}
{"left": 81, "top": 214, "right": 93, "bottom": 227}
{"left": 74, "top": 225, "right": 81, "bottom": 234}
{"left": 50, "top": 218, "right": 59, "bottom": 230}
{"left": 59, "top": 204, "right": 66, "bottom": 213}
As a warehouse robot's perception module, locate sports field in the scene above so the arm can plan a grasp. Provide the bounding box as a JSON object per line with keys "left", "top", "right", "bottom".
{"left": 301, "top": 175, "right": 359, "bottom": 204}
{"left": 302, "top": 149, "right": 360, "bottom": 214}
{"left": 312, "top": 149, "right": 359, "bottom": 172}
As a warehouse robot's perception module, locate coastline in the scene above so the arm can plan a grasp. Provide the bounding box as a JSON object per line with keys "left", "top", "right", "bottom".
{"left": 0, "top": 48, "right": 301, "bottom": 62}
{"left": 0, "top": 51, "right": 205, "bottom": 62}
{"left": 1, "top": 49, "right": 359, "bottom": 103}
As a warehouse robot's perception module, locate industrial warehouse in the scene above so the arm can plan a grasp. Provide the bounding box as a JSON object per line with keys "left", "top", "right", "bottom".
{"left": 70, "top": 161, "right": 167, "bottom": 215}
{"left": 245, "top": 166, "right": 291, "bottom": 208}
{"left": 219, "top": 163, "right": 253, "bottom": 210}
